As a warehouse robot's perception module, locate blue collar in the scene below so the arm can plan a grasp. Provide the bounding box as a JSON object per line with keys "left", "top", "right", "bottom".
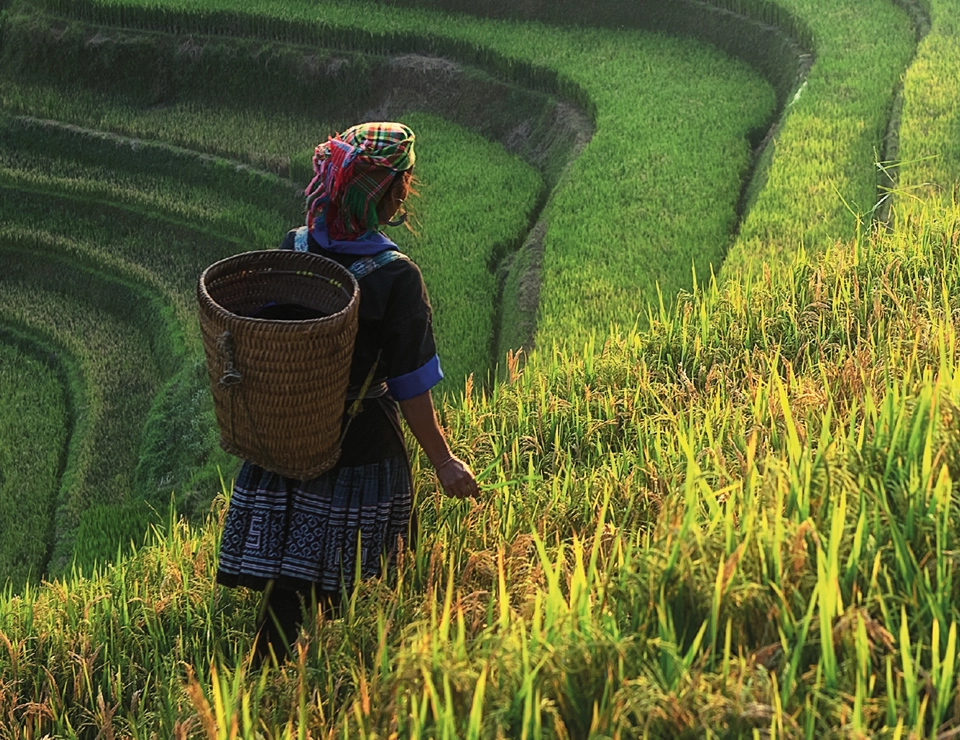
{"left": 310, "top": 224, "right": 399, "bottom": 256}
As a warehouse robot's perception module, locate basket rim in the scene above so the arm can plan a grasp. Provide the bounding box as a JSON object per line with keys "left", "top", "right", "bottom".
{"left": 198, "top": 249, "right": 359, "bottom": 327}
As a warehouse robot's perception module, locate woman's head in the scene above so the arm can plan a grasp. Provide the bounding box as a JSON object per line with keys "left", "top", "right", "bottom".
{"left": 305, "top": 122, "right": 416, "bottom": 240}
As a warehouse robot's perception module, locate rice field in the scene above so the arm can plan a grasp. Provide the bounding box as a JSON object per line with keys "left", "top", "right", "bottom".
{"left": 720, "top": 0, "right": 916, "bottom": 278}
{"left": 0, "top": 67, "right": 543, "bottom": 574}
{"left": 1, "top": 200, "right": 959, "bottom": 737}
{"left": 389, "top": 112, "right": 543, "bottom": 385}
{"left": 897, "top": 0, "right": 960, "bottom": 206}
{"left": 0, "top": 335, "right": 68, "bottom": 589}
{"left": 28, "top": 0, "right": 778, "bottom": 346}
{"left": 2, "top": 0, "right": 960, "bottom": 734}
{"left": 0, "top": 237, "right": 171, "bottom": 574}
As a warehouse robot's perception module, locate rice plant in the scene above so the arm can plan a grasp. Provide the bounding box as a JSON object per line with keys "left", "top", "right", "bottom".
{"left": 0, "top": 334, "right": 69, "bottom": 589}
{"left": 0, "top": 197, "right": 958, "bottom": 736}
{"left": 0, "top": 0, "right": 957, "bottom": 734}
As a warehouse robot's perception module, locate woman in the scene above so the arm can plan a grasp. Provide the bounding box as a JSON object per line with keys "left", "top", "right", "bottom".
{"left": 216, "top": 122, "right": 479, "bottom": 664}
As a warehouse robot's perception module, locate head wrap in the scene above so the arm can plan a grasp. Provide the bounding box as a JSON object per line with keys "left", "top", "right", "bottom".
{"left": 305, "top": 122, "right": 416, "bottom": 241}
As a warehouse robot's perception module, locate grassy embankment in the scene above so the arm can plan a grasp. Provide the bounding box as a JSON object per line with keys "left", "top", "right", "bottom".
{"left": 0, "top": 336, "right": 68, "bottom": 588}
{"left": 721, "top": 0, "right": 917, "bottom": 278}
{"left": 0, "top": 229, "right": 189, "bottom": 574}
{"left": 0, "top": 110, "right": 293, "bottom": 574}
{"left": 897, "top": 0, "right": 960, "bottom": 206}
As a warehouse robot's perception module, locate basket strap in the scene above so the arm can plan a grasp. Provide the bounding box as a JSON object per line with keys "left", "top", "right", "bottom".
{"left": 346, "top": 382, "right": 388, "bottom": 400}
{"left": 293, "top": 226, "right": 406, "bottom": 278}
{"left": 340, "top": 350, "right": 382, "bottom": 447}
{"left": 293, "top": 226, "right": 309, "bottom": 252}
{"left": 349, "top": 250, "right": 405, "bottom": 279}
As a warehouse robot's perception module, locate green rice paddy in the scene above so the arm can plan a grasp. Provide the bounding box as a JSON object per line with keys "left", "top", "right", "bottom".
{"left": 0, "top": 336, "right": 67, "bottom": 589}
{"left": 1, "top": 0, "right": 959, "bottom": 734}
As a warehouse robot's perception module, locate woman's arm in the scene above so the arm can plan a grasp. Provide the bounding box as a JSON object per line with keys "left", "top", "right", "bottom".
{"left": 398, "top": 390, "right": 479, "bottom": 499}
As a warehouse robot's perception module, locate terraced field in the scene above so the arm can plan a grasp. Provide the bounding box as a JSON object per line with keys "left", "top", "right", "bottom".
{"left": 0, "top": 0, "right": 777, "bottom": 581}
{"left": 0, "top": 113, "right": 543, "bottom": 568}
{"left": 1, "top": 0, "right": 960, "bottom": 735}
{"left": 0, "top": 335, "right": 67, "bottom": 587}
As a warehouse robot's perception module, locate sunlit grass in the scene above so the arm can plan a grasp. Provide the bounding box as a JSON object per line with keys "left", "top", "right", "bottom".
{"left": 722, "top": 0, "right": 916, "bottom": 279}
{"left": 0, "top": 0, "right": 958, "bottom": 734}
{"left": 898, "top": 0, "right": 960, "bottom": 206}
{"left": 2, "top": 198, "right": 959, "bottom": 736}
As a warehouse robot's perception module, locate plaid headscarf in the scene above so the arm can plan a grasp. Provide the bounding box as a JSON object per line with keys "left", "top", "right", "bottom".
{"left": 305, "top": 122, "right": 416, "bottom": 241}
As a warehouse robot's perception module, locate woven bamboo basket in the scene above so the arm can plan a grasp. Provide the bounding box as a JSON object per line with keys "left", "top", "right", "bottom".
{"left": 197, "top": 249, "right": 359, "bottom": 479}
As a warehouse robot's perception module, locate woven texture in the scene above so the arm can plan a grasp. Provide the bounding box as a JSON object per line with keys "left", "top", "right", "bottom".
{"left": 197, "top": 250, "right": 359, "bottom": 479}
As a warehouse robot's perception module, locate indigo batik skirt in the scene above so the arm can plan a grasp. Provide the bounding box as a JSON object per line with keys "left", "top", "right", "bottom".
{"left": 216, "top": 454, "right": 414, "bottom": 593}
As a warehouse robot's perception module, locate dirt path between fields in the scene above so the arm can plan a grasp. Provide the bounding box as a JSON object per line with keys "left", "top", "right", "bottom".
{"left": 877, "top": 0, "right": 932, "bottom": 225}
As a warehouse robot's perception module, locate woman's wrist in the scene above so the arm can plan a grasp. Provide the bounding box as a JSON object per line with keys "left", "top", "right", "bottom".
{"left": 433, "top": 454, "right": 457, "bottom": 471}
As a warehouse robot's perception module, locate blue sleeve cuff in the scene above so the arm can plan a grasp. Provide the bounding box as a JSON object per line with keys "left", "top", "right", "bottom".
{"left": 387, "top": 354, "right": 444, "bottom": 401}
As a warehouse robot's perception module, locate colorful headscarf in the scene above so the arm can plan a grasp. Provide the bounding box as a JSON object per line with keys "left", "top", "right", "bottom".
{"left": 305, "top": 122, "right": 416, "bottom": 242}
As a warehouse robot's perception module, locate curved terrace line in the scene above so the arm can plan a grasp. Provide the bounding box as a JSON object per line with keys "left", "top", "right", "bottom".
{"left": 0, "top": 323, "right": 79, "bottom": 584}
{"left": 23, "top": 0, "right": 925, "bottom": 318}
{"left": 0, "top": 229, "right": 190, "bottom": 576}
{"left": 10, "top": 116, "right": 304, "bottom": 190}
{"left": 0, "top": 16, "right": 593, "bottom": 362}
{"left": 19, "top": 3, "right": 780, "bottom": 311}
{"left": 0, "top": 177, "right": 255, "bottom": 259}
{"left": 380, "top": 0, "right": 925, "bottom": 237}
{"left": 355, "top": 0, "right": 922, "bottom": 278}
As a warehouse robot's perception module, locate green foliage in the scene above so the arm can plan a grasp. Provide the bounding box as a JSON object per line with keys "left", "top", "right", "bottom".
{"left": 27, "top": 0, "right": 776, "bottom": 348}
{"left": 0, "top": 113, "right": 297, "bottom": 252}
{"left": 0, "top": 175, "right": 262, "bottom": 575}
{"left": 2, "top": 200, "right": 960, "bottom": 736}
{"left": 71, "top": 498, "right": 161, "bottom": 574}
{"left": 0, "top": 240, "right": 172, "bottom": 574}
{"left": 381, "top": 0, "right": 811, "bottom": 107}
{"left": 393, "top": 112, "right": 543, "bottom": 385}
{"left": 0, "top": 10, "right": 378, "bottom": 115}
{"left": 0, "top": 9, "right": 573, "bottom": 182}
{"left": 133, "top": 356, "right": 227, "bottom": 516}
{"left": 0, "top": 332, "right": 67, "bottom": 589}
{"left": 898, "top": 0, "right": 960, "bottom": 205}
{"left": 723, "top": 0, "right": 917, "bottom": 278}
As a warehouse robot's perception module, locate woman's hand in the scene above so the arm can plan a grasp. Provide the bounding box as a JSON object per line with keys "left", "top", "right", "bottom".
{"left": 435, "top": 456, "right": 480, "bottom": 499}
{"left": 398, "top": 390, "right": 480, "bottom": 500}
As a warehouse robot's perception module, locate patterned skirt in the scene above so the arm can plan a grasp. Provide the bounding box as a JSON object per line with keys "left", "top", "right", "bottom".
{"left": 216, "top": 454, "right": 414, "bottom": 593}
